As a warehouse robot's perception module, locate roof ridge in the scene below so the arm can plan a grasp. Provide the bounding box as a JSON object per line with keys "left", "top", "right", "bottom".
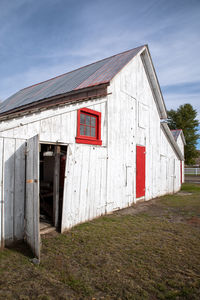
{"left": 21, "top": 45, "right": 146, "bottom": 91}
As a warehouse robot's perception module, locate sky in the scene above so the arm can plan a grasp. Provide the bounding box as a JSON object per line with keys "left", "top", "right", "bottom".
{"left": 0, "top": 0, "right": 200, "bottom": 148}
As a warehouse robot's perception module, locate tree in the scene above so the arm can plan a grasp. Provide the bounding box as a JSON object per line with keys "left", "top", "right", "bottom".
{"left": 168, "top": 104, "right": 200, "bottom": 165}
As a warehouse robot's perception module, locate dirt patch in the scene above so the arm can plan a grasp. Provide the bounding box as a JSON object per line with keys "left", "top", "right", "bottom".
{"left": 115, "top": 198, "right": 158, "bottom": 216}
{"left": 115, "top": 185, "right": 200, "bottom": 227}
{"left": 187, "top": 216, "right": 200, "bottom": 226}
{"left": 177, "top": 191, "right": 192, "bottom": 196}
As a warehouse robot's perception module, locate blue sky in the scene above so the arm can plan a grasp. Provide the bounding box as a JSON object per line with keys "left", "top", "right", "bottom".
{"left": 0, "top": 0, "right": 200, "bottom": 148}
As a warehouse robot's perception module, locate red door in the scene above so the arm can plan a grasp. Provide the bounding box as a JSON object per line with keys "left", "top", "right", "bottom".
{"left": 136, "top": 145, "right": 146, "bottom": 198}
{"left": 180, "top": 161, "right": 182, "bottom": 184}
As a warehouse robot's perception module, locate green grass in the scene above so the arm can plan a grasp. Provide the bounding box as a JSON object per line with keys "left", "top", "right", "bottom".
{"left": 0, "top": 183, "right": 200, "bottom": 299}
{"left": 181, "top": 183, "right": 200, "bottom": 192}
{"left": 157, "top": 184, "right": 200, "bottom": 221}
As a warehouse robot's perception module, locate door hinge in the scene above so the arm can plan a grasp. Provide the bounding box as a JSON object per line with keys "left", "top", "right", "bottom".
{"left": 27, "top": 179, "right": 38, "bottom": 183}
{"left": 24, "top": 146, "right": 28, "bottom": 156}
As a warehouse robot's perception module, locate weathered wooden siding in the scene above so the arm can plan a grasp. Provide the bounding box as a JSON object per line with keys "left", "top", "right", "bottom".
{"left": 0, "top": 138, "right": 3, "bottom": 248}
{"left": 25, "top": 135, "right": 40, "bottom": 259}
{"left": 0, "top": 137, "right": 26, "bottom": 246}
{"left": 0, "top": 98, "right": 108, "bottom": 234}
{"left": 0, "top": 51, "right": 184, "bottom": 239}
{"left": 0, "top": 98, "right": 107, "bottom": 146}
{"left": 106, "top": 53, "right": 181, "bottom": 212}
{"left": 61, "top": 143, "right": 107, "bottom": 230}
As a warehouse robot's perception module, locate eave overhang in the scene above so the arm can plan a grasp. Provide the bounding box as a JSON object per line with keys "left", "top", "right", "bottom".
{"left": 0, "top": 83, "right": 109, "bottom": 122}
{"left": 180, "top": 130, "right": 186, "bottom": 145}
{"left": 162, "top": 123, "right": 184, "bottom": 161}
{"left": 140, "top": 46, "right": 167, "bottom": 120}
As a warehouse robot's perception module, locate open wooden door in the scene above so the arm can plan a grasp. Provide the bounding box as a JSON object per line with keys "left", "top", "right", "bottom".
{"left": 25, "top": 135, "right": 40, "bottom": 260}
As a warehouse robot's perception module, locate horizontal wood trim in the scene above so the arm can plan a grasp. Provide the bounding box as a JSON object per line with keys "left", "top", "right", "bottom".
{"left": 75, "top": 137, "right": 102, "bottom": 145}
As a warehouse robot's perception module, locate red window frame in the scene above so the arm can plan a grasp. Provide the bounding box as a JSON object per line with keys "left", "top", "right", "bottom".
{"left": 76, "top": 107, "right": 102, "bottom": 145}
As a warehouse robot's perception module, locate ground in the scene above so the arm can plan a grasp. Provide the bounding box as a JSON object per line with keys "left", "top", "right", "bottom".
{"left": 1, "top": 183, "right": 200, "bottom": 300}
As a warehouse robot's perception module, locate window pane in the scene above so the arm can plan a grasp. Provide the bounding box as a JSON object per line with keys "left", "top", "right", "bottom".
{"left": 80, "top": 113, "right": 85, "bottom": 124}
{"left": 91, "top": 116, "right": 96, "bottom": 126}
{"left": 85, "top": 126, "right": 90, "bottom": 136}
{"left": 80, "top": 125, "right": 85, "bottom": 135}
{"left": 85, "top": 115, "right": 91, "bottom": 126}
{"left": 91, "top": 127, "right": 96, "bottom": 137}
{"left": 78, "top": 111, "right": 99, "bottom": 139}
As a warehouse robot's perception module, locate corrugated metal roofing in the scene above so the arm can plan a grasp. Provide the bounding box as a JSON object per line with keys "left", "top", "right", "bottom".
{"left": 171, "top": 129, "right": 182, "bottom": 141}
{"left": 0, "top": 45, "right": 145, "bottom": 114}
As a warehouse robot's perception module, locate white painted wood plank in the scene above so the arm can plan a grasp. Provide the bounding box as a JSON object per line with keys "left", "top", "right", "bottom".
{"left": 0, "top": 98, "right": 107, "bottom": 137}
{"left": 25, "top": 135, "right": 40, "bottom": 259}
{"left": 89, "top": 147, "right": 97, "bottom": 219}
{"left": 78, "top": 145, "right": 90, "bottom": 223}
{"left": 27, "top": 122, "right": 40, "bottom": 139}
{"left": 61, "top": 144, "right": 75, "bottom": 231}
{"left": 4, "top": 138, "right": 15, "bottom": 244}
{"left": 40, "top": 118, "right": 52, "bottom": 141}
{"left": 72, "top": 144, "right": 83, "bottom": 225}
{"left": 14, "top": 139, "right": 26, "bottom": 240}
{"left": 100, "top": 150, "right": 107, "bottom": 215}
{"left": 0, "top": 138, "right": 4, "bottom": 248}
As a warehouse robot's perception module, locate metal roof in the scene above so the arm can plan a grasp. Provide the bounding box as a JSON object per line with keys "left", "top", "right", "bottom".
{"left": 0, "top": 45, "right": 144, "bottom": 115}
{"left": 171, "top": 129, "right": 186, "bottom": 145}
{"left": 171, "top": 129, "right": 182, "bottom": 141}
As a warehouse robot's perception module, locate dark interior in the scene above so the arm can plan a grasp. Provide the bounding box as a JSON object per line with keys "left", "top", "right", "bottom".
{"left": 40, "top": 143, "right": 67, "bottom": 231}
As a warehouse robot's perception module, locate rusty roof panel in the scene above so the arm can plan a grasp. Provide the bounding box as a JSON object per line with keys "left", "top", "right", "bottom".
{"left": 0, "top": 58, "right": 110, "bottom": 114}
{"left": 0, "top": 45, "right": 144, "bottom": 115}
{"left": 75, "top": 46, "right": 143, "bottom": 89}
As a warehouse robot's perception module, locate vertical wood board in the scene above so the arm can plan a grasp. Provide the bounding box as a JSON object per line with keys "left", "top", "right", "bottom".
{"left": 0, "top": 138, "right": 4, "bottom": 248}
{"left": 25, "top": 135, "right": 40, "bottom": 259}
{"left": 4, "top": 138, "right": 15, "bottom": 243}
{"left": 14, "top": 139, "right": 26, "bottom": 240}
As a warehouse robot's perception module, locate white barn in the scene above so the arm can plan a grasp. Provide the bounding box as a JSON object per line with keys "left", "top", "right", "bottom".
{"left": 171, "top": 129, "right": 186, "bottom": 183}
{"left": 0, "top": 45, "right": 184, "bottom": 258}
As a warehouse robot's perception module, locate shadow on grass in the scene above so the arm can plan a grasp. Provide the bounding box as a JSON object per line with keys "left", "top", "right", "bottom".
{"left": 6, "top": 240, "right": 34, "bottom": 259}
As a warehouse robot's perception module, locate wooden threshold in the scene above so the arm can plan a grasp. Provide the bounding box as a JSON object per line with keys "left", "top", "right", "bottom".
{"left": 40, "top": 221, "right": 56, "bottom": 235}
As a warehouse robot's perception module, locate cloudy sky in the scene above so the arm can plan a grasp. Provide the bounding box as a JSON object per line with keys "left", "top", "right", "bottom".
{"left": 0, "top": 0, "right": 200, "bottom": 147}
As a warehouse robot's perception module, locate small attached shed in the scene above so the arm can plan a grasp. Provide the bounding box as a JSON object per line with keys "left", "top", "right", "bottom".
{"left": 171, "top": 129, "right": 186, "bottom": 184}
{"left": 0, "top": 45, "right": 184, "bottom": 258}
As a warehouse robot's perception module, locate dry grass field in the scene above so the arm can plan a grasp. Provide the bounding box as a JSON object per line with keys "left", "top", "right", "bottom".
{"left": 1, "top": 183, "right": 200, "bottom": 300}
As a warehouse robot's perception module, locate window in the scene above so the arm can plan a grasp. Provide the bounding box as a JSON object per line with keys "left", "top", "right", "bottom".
{"left": 76, "top": 108, "right": 102, "bottom": 145}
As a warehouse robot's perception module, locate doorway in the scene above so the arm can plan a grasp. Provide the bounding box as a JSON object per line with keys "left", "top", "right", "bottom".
{"left": 39, "top": 143, "right": 67, "bottom": 233}
{"left": 136, "top": 145, "right": 146, "bottom": 198}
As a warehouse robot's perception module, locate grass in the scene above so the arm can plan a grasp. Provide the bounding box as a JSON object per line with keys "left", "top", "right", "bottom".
{"left": 1, "top": 183, "right": 200, "bottom": 299}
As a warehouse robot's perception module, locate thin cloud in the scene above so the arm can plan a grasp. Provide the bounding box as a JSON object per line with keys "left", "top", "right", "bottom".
{"left": 0, "top": 0, "right": 200, "bottom": 142}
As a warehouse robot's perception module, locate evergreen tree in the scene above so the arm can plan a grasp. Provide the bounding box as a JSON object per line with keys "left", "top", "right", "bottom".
{"left": 168, "top": 104, "right": 200, "bottom": 165}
